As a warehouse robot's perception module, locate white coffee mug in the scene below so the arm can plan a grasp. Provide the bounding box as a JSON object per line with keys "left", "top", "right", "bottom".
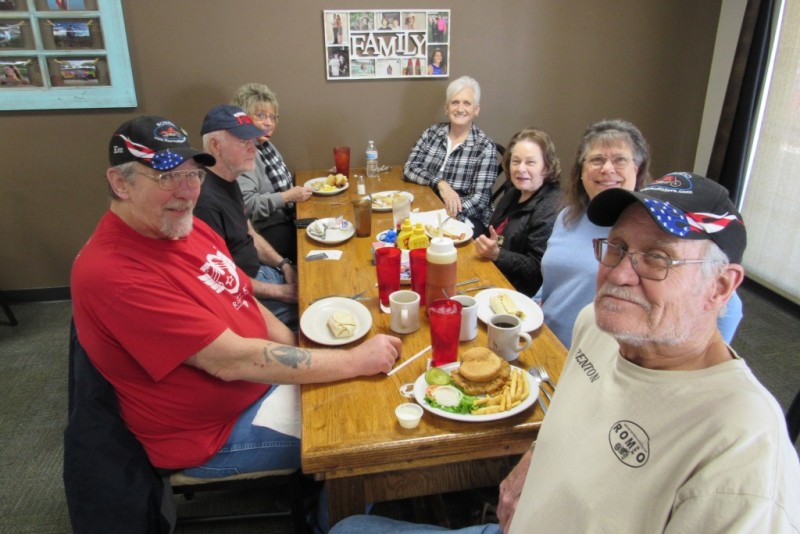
{"left": 488, "top": 314, "right": 532, "bottom": 361}
{"left": 451, "top": 295, "right": 478, "bottom": 341}
{"left": 389, "top": 290, "right": 421, "bottom": 334}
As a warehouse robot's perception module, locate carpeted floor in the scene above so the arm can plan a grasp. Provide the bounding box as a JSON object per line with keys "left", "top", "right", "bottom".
{"left": 0, "top": 280, "right": 797, "bottom": 533}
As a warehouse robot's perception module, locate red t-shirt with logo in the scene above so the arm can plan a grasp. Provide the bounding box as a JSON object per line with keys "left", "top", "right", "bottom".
{"left": 72, "top": 211, "right": 269, "bottom": 469}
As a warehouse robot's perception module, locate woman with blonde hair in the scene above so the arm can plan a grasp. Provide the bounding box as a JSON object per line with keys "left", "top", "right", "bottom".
{"left": 233, "top": 83, "right": 311, "bottom": 263}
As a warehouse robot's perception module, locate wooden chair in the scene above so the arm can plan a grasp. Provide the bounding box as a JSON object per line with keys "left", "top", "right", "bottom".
{"left": 64, "top": 321, "right": 308, "bottom": 533}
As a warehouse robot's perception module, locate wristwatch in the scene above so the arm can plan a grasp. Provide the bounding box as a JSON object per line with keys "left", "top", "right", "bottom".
{"left": 277, "top": 258, "right": 292, "bottom": 270}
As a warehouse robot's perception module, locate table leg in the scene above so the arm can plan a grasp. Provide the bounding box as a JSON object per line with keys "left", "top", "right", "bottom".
{"left": 327, "top": 477, "right": 366, "bottom": 526}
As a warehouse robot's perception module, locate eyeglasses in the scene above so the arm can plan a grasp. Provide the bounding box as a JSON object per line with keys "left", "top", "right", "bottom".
{"left": 585, "top": 154, "right": 632, "bottom": 170}
{"left": 593, "top": 238, "right": 722, "bottom": 281}
{"left": 253, "top": 112, "right": 279, "bottom": 123}
{"left": 135, "top": 169, "right": 206, "bottom": 191}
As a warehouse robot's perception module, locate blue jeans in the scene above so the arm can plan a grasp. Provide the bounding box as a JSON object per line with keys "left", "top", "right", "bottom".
{"left": 182, "top": 384, "right": 300, "bottom": 478}
{"left": 330, "top": 515, "right": 501, "bottom": 534}
{"left": 256, "top": 265, "right": 299, "bottom": 331}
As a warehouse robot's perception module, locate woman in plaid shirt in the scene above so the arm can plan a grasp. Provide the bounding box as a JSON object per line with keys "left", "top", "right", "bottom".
{"left": 403, "top": 76, "right": 499, "bottom": 236}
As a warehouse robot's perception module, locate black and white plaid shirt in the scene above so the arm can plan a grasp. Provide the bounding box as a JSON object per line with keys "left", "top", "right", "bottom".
{"left": 403, "top": 122, "right": 498, "bottom": 226}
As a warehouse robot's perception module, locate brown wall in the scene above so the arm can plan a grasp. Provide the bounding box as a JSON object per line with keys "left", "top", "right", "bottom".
{"left": 0, "top": 0, "right": 721, "bottom": 293}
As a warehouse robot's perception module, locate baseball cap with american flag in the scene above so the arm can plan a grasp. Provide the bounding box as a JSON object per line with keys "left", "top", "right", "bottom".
{"left": 587, "top": 172, "right": 746, "bottom": 263}
{"left": 109, "top": 115, "right": 215, "bottom": 171}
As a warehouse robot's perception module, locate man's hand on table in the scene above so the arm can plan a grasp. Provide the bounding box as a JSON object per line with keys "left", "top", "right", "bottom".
{"left": 352, "top": 334, "right": 402, "bottom": 375}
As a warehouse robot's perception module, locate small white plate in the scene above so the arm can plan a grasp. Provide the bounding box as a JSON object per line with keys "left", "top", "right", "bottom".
{"left": 300, "top": 297, "right": 372, "bottom": 346}
{"left": 474, "top": 288, "right": 543, "bottom": 332}
{"left": 413, "top": 362, "right": 536, "bottom": 422}
{"left": 306, "top": 218, "right": 355, "bottom": 245}
{"left": 424, "top": 219, "right": 473, "bottom": 245}
{"left": 304, "top": 177, "right": 349, "bottom": 196}
{"left": 371, "top": 191, "right": 414, "bottom": 212}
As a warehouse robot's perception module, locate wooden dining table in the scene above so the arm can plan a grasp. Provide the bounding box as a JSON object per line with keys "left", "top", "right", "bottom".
{"left": 294, "top": 166, "right": 568, "bottom": 526}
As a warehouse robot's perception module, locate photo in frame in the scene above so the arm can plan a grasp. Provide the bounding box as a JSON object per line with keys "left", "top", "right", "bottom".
{"left": 0, "top": 59, "right": 32, "bottom": 86}
{"left": 52, "top": 21, "right": 92, "bottom": 48}
{"left": 47, "top": 0, "right": 86, "bottom": 10}
{"left": 55, "top": 57, "right": 98, "bottom": 85}
{"left": 0, "top": 23, "right": 23, "bottom": 48}
{"left": 323, "top": 9, "right": 450, "bottom": 81}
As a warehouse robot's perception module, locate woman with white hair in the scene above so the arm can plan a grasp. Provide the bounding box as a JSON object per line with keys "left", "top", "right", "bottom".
{"left": 403, "top": 75, "right": 498, "bottom": 235}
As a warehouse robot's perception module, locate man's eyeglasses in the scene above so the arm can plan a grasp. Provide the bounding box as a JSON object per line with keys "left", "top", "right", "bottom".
{"left": 253, "top": 112, "right": 279, "bottom": 123}
{"left": 592, "top": 238, "right": 722, "bottom": 281}
{"left": 135, "top": 169, "right": 207, "bottom": 191}
{"left": 585, "top": 155, "right": 632, "bottom": 170}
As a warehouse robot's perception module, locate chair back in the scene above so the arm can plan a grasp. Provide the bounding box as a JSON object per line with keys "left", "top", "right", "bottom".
{"left": 787, "top": 387, "right": 800, "bottom": 443}
{"left": 491, "top": 143, "right": 508, "bottom": 206}
{"left": 64, "top": 320, "right": 176, "bottom": 534}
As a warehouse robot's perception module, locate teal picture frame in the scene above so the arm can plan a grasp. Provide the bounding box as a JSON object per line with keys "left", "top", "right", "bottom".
{"left": 0, "top": 0, "right": 136, "bottom": 110}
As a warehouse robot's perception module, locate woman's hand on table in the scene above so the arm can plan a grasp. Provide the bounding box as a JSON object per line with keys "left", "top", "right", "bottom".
{"left": 437, "top": 181, "right": 462, "bottom": 217}
{"left": 497, "top": 446, "right": 533, "bottom": 532}
{"left": 474, "top": 225, "right": 501, "bottom": 261}
{"left": 283, "top": 185, "right": 314, "bottom": 204}
{"left": 352, "top": 334, "right": 402, "bottom": 375}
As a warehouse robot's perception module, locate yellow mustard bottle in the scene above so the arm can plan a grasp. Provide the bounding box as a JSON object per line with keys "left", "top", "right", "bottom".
{"left": 408, "top": 222, "right": 430, "bottom": 250}
{"left": 396, "top": 219, "right": 413, "bottom": 250}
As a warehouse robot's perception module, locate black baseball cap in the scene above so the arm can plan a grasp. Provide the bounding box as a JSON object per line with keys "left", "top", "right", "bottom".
{"left": 109, "top": 116, "right": 215, "bottom": 171}
{"left": 200, "top": 104, "right": 264, "bottom": 139}
{"left": 587, "top": 172, "right": 746, "bottom": 263}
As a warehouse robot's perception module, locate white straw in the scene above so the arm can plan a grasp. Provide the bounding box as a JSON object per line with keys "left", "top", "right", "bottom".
{"left": 387, "top": 345, "right": 431, "bottom": 377}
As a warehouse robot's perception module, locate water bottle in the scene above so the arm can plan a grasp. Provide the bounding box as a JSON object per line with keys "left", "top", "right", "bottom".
{"left": 366, "top": 140, "right": 379, "bottom": 178}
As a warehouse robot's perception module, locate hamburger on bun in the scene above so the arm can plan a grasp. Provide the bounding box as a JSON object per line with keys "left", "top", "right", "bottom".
{"left": 451, "top": 347, "right": 511, "bottom": 396}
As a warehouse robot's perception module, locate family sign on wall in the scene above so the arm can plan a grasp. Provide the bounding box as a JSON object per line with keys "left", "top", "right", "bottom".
{"left": 323, "top": 9, "right": 450, "bottom": 81}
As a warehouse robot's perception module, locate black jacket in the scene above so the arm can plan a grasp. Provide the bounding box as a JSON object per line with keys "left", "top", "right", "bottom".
{"left": 64, "top": 321, "right": 175, "bottom": 534}
{"left": 489, "top": 181, "right": 561, "bottom": 296}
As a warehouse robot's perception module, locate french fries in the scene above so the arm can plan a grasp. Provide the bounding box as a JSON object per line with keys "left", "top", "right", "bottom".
{"left": 471, "top": 367, "right": 530, "bottom": 415}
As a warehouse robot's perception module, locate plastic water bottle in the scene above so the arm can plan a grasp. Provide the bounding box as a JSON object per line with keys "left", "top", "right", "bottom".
{"left": 366, "top": 140, "right": 379, "bottom": 178}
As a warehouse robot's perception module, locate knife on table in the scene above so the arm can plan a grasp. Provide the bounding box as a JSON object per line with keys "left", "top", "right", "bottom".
{"left": 537, "top": 390, "right": 548, "bottom": 415}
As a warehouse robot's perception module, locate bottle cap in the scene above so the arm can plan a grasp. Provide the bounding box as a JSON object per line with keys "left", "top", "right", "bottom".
{"left": 428, "top": 237, "right": 454, "bottom": 253}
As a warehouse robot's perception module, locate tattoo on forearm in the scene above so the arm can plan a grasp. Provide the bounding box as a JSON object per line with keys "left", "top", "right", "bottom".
{"left": 263, "top": 345, "right": 312, "bottom": 369}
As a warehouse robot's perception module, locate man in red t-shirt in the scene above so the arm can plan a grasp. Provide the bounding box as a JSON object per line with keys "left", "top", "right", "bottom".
{"left": 72, "top": 115, "right": 401, "bottom": 474}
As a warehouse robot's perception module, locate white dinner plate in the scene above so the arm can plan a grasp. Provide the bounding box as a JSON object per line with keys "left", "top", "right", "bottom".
{"left": 300, "top": 297, "right": 372, "bottom": 346}
{"left": 474, "top": 288, "right": 543, "bottom": 332}
{"left": 304, "top": 176, "right": 349, "bottom": 196}
{"left": 371, "top": 191, "right": 414, "bottom": 212}
{"left": 424, "top": 219, "right": 473, "bottom": 245}
{"left": 413, "top": 362, "right": 536, "bottom": 422}
{"left": 306, "top": 217, "right": 355, "bottom": 245}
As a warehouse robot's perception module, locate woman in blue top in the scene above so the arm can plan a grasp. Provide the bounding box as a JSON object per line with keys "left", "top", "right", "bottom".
{"left": 538, "top": 119, "right": 743, "bottom": 347}
{"left": 427, "top": 48, "right": 446, "bottom": 75}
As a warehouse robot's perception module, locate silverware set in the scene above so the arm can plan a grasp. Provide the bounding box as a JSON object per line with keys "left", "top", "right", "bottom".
{"left": 528, "top": 365, "right": 555, "bottom": 414}
{"left": 310, "top": 291, "right": 367, "bottom": 304}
